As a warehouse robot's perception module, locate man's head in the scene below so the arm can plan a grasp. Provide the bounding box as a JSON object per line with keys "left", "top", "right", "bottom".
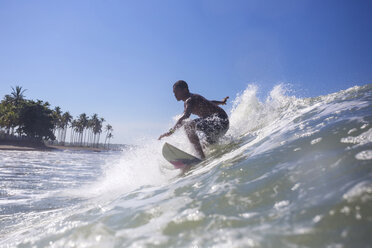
{"left": 173, "top": 80, "right": 190, "bottom": 101}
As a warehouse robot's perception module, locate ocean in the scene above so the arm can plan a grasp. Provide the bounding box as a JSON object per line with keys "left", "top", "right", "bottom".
{"left": 1, "top": 84, "right": 371, "bottom": 247}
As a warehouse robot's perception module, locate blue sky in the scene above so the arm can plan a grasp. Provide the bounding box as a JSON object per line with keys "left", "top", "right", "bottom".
{"left": 1, "top": 0, "right": 371, "bottom": 144}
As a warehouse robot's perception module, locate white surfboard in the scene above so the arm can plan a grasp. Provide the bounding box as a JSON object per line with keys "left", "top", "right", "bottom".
{"left": 162, "top": 142, "right": 202, "bottom": 169}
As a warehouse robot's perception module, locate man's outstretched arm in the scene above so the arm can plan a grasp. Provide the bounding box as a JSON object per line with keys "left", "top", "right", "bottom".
{"left": 158, "top": 100, "right": 192, "bottom": 140}
{"left": 211, "top": 96, "right": 229, "bottom": 105}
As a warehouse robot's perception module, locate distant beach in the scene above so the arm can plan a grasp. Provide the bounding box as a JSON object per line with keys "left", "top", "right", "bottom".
{"left": 0, "top": 140, "right": 106, "bottom": 152}
{"left": 0, "top": 85, "right": 114, "bottom": 153}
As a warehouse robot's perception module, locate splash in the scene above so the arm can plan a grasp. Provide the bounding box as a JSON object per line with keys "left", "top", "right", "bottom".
{"left": 73, "top": 140, "right": 179, "bottom": 199}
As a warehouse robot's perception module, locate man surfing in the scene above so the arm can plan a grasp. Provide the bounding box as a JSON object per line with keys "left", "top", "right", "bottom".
{"left": 158, "top": 80, "right": 229, "bottom": 159}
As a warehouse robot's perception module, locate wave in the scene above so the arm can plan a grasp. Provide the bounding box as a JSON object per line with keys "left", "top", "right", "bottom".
{"left": 3, "top": 83, "right": 371, "bottom": 247}
{"left": 84, "top": 83, "right": 372, "bottom": 197}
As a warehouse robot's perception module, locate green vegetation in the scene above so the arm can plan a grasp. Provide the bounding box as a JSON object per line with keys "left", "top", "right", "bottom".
{"left": 0, "top": 86, "right": 113, "bottom": 148}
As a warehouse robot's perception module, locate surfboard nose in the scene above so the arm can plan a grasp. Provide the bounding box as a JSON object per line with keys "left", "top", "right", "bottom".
{"left": 162, "top": 142, "right": 202, "bottom": 169}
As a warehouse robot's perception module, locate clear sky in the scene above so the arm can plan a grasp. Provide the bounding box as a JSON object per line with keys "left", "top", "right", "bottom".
{"left": 1, "top": 0, "right": 371, "bottom": 144}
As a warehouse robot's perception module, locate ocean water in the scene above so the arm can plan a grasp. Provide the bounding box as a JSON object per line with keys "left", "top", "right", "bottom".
{"left": 1, "top": 84, "right": 372, "bottom": 248}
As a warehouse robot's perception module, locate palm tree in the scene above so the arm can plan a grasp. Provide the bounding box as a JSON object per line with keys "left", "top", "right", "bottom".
{"left": 107, "top": 133, "right": 113, "bottom": 149}
{"left": 60, "top": 112, "right": 72, "bottom": 145}
{"left": 52, "top": 107, "right": 62, "bottom": 143}
{"left": 77, "top": 113, "right": 88, "bottom": 146}
{"left": 90, "top": 114, "right": 99, "bottom": 147}
{"left": 70, "top": 119, "right": 77, "bottom": 145}
{"left": 10, "top": 86, "right": 26, "bottom": 104}
{"left": 4, "top": 86, "right": 27, "bottom": 136}
{"left": 104, "top": 124, "right": 113, "bottom": 148}
{"left": 96, "top": 117, "right": 105, "bottom": 147}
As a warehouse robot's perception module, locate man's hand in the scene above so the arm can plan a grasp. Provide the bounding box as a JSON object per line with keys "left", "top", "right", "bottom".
{"left": 158, "top": 130, "right": 173, "bottom": 140}
{"left": 158, "top": 133, "right": 169, "bottom": 140}
{"left": 211, "top": 96, "right": 230, "bottom": 106}
{"left": 222, "top": 96, "right": 229, "bottom": 105}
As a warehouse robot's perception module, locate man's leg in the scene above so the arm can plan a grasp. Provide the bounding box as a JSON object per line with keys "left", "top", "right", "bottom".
{"left": 184, "top": 121, "right": 205, "bottom": 159}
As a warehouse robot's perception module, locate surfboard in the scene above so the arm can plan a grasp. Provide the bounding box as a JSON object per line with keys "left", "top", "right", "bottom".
{"left": 162, "top": 142, "right": 202, "bottom": 169}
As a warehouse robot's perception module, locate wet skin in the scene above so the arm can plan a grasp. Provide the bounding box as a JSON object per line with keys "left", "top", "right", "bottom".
{"left": 159, "top": 86, "right": 229, "bottom": 159}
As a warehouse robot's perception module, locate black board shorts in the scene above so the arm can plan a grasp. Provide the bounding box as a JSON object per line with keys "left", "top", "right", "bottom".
{"left": 194, "top": 114, "right": 229, "bottom": 144}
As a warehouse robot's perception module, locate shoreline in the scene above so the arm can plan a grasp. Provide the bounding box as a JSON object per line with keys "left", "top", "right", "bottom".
{"left": 0, "top": 143, "right": 107, "bottom": 152}
{"left": 0, "top": 144, "right": 53, "bottom": 151}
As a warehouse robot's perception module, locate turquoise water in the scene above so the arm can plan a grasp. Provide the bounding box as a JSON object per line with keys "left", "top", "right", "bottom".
{"left": 1, "top": 84, "right": 372, "bottom": 247}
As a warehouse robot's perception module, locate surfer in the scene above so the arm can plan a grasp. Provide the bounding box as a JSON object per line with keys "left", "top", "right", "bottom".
{"left": 158, "top": 80, "right": 229, "bottom": 159}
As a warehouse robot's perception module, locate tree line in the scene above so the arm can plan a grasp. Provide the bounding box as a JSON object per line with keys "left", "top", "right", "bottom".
{"left": 0, "top": 86, "right": 113, "bottom": 148}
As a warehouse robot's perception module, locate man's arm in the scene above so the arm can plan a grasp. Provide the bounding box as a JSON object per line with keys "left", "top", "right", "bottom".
{"left": 158, "top": 99, "right": 192, "bottom": 140}
{"left": 211, "top": 96, "right": 229, "bottom": 105}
